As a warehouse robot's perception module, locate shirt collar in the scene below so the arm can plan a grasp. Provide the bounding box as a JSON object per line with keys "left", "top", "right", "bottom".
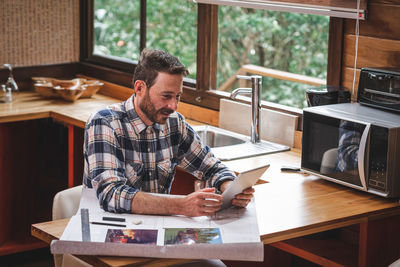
{"left": 124, "top": 95, "right": 163, "bottom": 134}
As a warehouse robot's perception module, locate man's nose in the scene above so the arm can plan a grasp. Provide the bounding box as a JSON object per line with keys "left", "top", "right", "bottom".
{"left": 167, "top": 98, "right": 179, "bottom": 110}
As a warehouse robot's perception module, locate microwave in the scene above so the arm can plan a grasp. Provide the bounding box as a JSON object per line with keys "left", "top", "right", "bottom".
{"left": 301, "top": 103, "right": 400, "bottom": 198}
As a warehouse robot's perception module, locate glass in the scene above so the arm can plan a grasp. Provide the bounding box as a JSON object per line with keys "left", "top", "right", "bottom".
{"left": 3, "top": 64, "right": 18, "bottom": 101}
{"left": 93, "top": 0, "right": 141, "bottom": 61}
{"left": 217, "top": 6, "right": 329, "bottom": 109}
{"left": 146, "top": 0, "right": 197, "bottom": 80}
{"left": 0, "top": 84, "right": 12, "bottom": 103}
{"left": 302, "top": 113, "right": 365, "bottom": 187}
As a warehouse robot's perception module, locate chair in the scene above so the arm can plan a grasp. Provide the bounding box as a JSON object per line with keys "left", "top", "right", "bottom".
{"left": 320, "top": 148, "right": 338, "bottom": 174}
{"left": 390, "top": 258, "right": 400, "bottom": 267}
{"left": 52, "top": 185, "right": 91, "bottom": 267}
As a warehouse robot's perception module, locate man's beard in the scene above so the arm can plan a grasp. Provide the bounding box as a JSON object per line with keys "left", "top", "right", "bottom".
{"left": 139, "top": 92, "right": 174, "bottom": 124}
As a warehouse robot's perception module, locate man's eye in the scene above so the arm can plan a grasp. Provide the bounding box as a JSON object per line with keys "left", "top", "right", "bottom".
{"left": 162, "top": 95, "right": 172, "bottom": 99}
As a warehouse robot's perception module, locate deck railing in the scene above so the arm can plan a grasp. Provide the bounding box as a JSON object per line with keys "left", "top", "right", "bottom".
{"left": 218, "top": 64, "right": 326, "bottom": 91}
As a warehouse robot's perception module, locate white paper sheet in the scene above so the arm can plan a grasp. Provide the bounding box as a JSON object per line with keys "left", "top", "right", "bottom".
{"left": 53, "top": 188, "right": 263, "bottom": 261}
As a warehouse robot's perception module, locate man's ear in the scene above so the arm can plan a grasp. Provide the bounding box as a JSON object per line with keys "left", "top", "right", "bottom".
{"left": 134, "top": 80, "right": 147, "bottom": 96}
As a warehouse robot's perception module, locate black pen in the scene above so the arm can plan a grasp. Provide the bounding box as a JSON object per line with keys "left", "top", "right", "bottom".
{"left": 90, "top": 221, "right": 126, "bottom": 227}
{"left": 102, "top": 216, "right": 126, "bottom": 222}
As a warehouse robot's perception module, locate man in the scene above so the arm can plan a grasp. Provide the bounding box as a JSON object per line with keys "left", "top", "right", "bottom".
{"left": 83, "top": 49, "right": 254, "bottom": 216}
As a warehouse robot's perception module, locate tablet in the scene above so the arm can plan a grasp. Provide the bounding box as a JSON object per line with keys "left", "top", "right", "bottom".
{"left": 220, "top": 164, "right": 270, "bottom": 210}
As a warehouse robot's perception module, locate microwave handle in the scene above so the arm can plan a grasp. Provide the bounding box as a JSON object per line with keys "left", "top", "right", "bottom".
{"left": 358, "top": 123, "right": 370, "bottom": 191}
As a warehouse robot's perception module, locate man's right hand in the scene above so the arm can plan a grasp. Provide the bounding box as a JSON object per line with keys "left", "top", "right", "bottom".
{"left": 180, "top": 188, "right": 222, "bottom": 217}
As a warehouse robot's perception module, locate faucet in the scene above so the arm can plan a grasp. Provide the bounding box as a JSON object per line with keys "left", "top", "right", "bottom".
{"left": 230, "top": 75, "right": 262, "bottom": 143}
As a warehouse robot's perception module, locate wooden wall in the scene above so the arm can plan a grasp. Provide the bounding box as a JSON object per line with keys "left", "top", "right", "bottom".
{"left": 341, "top": 0, "right": 400, "bottom": 98}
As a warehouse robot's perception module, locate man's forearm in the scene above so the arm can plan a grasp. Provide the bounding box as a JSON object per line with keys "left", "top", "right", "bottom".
{"left": 131, "top": 189, "right": 223, "bottom": 217}
{"left": 131, "top": 191, "right": 185, "bottom": 215}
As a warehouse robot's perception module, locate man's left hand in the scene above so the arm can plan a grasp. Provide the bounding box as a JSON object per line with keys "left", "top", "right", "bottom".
{"left": 220, "top": 181, "right": 255, "bottom": 208}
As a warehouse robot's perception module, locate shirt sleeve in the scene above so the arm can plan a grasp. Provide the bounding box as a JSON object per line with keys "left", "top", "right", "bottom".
{"left": 177, "top": 118, "right": 236, "bottom": 190}
{"left": 83, "top": 114, "right": 138, "bottom": 213}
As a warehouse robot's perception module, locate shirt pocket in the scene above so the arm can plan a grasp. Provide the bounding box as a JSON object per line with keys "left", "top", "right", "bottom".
{"left": 125, "top": 161, "right": 144, "bottom": 187}
{"left": 157, "top": 159, "right": 177, "bottom": 193}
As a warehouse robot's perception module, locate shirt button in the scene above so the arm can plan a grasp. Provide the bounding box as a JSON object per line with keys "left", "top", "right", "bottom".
{"left": 149, "top": 172, "right": 152, "bottom": 177}
{"left": 147, "top": 148, "right": 150, "bottom": 152}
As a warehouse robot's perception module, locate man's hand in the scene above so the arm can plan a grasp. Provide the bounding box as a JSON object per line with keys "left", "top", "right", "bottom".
{"left": 180, "top": 188, "right": 222, "bottom": 217}
{"left": 220, "top": 180, "right": 255, "bottom": 208}
{"left": 231, "top": 187, "right": 255, "bottom": 208}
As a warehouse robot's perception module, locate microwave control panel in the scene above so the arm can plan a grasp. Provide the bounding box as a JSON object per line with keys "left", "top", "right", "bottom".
{"left": 367, "top": 126, "right": 388, "bottom": 192}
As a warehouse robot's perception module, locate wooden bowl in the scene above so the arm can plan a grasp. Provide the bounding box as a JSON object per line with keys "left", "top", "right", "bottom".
{"left": 32, "top": 77, "right": 53, "bottom": 84}
{"left": 34, "top": 83, "right": 59, "bottom": 98}
{"left": 54, "top": 86, "right": 86, "bottom": 102}
{"left": 52, "top": 78, "right": 86, "bottom": 88}
{"left": 80, "top": 81, "right": 104, "bottom": 98}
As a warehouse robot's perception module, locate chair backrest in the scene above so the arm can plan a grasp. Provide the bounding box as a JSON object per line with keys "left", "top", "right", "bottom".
{"left": 52, "top": 185, "right": 83, "bottom": 220}
{"left": 320, "top": 148, "right": 338, "bottom": 175}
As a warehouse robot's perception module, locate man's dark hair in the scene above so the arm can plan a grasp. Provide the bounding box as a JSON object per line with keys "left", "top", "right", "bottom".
{"left": 133, "top": 49, "right": 189, "bottom": 89}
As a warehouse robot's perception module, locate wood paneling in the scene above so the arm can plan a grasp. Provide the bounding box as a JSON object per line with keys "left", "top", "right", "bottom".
{"left": 343, "top": 35, "right": 400, "bottom": 69}
{"left": 78, "top": 62, "right": 134, "bottom": 89}
{"left": 341, "top": 1, "right": 400, "bottom": 95}
{"left": 196, "top": 4, "right": 218, "bottom": 92}
{"left": 177, "top": 102, "right": 219, "bottom": 126}
{"left": 341, "top": 67, "right": 360, "bottom": 99}
{"left": 345, "top": 3, "right": 400, "bottom": 40}
{"left": 327, "top": 18, "right": 344, "bottom": 86}
{"left": 369, "top": 0, "right": 400, "bottom": 5}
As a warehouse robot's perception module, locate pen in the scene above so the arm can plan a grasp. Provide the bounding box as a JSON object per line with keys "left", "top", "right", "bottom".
{"left": 102, "top": 216, "right": 126, "bottom": 222}
{"left": 90, "top": 221, "right": 126, "bottom": 227}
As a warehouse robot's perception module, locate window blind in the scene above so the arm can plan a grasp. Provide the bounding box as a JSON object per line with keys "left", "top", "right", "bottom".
{"left": 193, "top": 0, "right": 366, "bottom": 19}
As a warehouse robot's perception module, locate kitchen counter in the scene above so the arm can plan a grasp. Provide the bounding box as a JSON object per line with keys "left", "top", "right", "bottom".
{"left": 0, "top": 92, "right": 121, "bottom": 128}
{"left": 2, "top": 92, "right": 400, "bottom": 266}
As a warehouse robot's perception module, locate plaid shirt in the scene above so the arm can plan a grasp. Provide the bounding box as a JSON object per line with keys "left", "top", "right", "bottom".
{"left": 83, "top": 95, "right": 236, "bottom": 213}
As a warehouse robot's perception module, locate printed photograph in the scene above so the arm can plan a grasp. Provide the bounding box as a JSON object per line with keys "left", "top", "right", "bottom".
{"left": 105, "top": 229, "right": 158, "bottom": 244}
{"left": 164, "top": 228, "right": 222, "bottom": 245}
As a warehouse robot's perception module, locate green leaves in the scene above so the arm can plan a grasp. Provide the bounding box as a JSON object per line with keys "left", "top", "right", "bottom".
{"left": 217, "top": 6, "right": 329, "bottom": 108}
{"left": 93, "top": 1, "right": 329, "bottom": 109}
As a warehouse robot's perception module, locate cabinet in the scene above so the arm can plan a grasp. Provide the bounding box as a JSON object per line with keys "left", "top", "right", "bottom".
{"left": 271, "top": 210, "right": 400, "bottom": 267}
{"left": 0, "top": 119, "right": 68, "bottom": 255}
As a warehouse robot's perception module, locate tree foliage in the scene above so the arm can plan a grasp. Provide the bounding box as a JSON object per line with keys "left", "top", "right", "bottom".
{"left": 94, "top": 0, "right": 329, "bottom": 109}
{"left": 218, "top": 6, "right": 329, "bottom": 108}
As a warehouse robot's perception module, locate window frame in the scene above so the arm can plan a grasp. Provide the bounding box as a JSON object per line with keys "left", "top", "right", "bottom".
{"left": 79, "top": 0, "right": 343, "bottom": 118}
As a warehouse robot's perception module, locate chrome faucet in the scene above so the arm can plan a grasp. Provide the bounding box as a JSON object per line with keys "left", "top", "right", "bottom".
{"left": 230, "top": 75, "right": 262, "bottom": 143}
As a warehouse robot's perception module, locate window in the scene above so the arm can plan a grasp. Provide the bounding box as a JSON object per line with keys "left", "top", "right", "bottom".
{"left": 91, "top": 0, "right": 197, "bottom": 80}
{"left": 146, "top": 0, "right": 197, "bottom": 80}
{"left": 217, "top": 6, "right": 329, "bottom": 109}
{"left": 94, "top": 0, "right": 141, "bottom": 61}
{"left": 82, "top": 1, "right": 343, "bottom": 112}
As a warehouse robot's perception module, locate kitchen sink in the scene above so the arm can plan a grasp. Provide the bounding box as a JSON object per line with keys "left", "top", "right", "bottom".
{"left": 195, "top": 127, "right": 246, "bottom": 148}
{"left": 192, "top": 125, "right": 290, "bottom": 160}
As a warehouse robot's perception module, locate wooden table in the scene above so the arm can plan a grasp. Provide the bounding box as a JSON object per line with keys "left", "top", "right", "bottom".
{"left": 32, "top": 149, "right": 400, "bottom": 267}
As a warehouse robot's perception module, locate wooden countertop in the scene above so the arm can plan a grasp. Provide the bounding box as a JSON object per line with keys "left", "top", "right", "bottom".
{"left": 5, "top": 92, "right": 400, "bottom": 247}
{"left": 0, "top": 92, "right": 120, "bottom": 128}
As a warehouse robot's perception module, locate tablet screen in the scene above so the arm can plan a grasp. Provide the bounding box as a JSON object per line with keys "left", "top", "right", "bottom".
{"left": 220, "top": 164, "right": 269, "bottom": 210}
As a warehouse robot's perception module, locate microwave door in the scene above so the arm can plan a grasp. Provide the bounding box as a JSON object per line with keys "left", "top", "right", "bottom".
{"left": 302, "top": 113, "right": 368, "bottom": 191}
{"left": 358, "top": 123, "right": 370, "bottom": 191}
